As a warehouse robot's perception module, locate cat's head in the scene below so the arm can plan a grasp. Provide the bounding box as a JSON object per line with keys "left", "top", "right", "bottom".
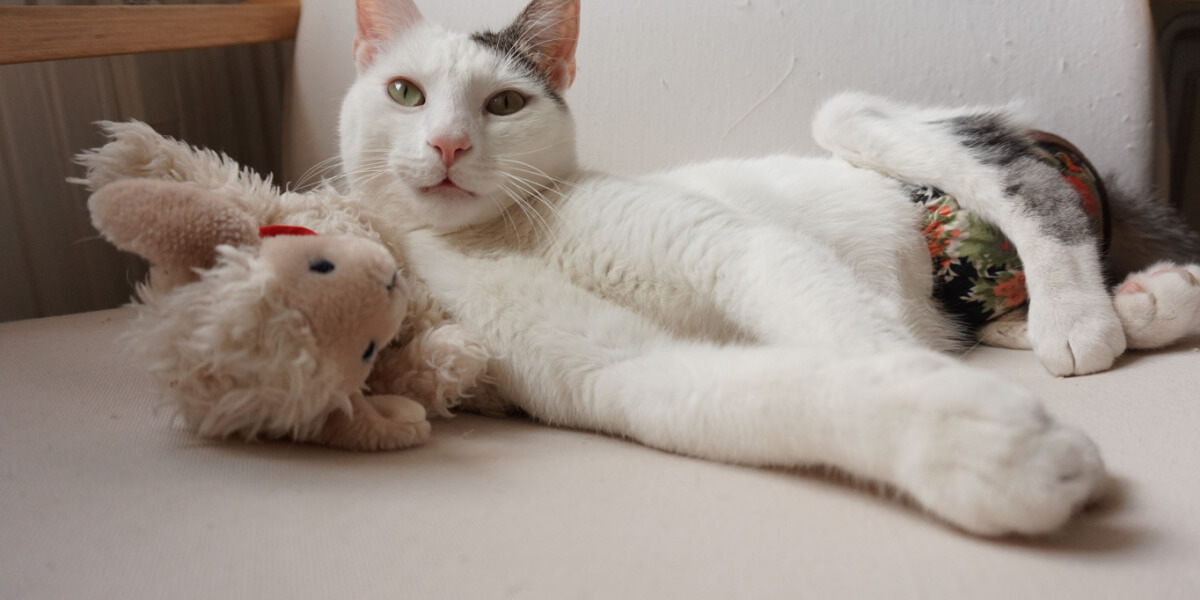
{"left": 339, "top": 0, "right": 580, "bottom": 232}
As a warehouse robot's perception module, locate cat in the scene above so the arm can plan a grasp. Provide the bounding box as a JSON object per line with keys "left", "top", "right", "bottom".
{"left": 339, "top": 0, "right": 1200, "bottom": 535}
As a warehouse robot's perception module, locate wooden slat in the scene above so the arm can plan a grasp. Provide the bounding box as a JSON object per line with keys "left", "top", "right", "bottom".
{"left": 0, "top": 0, "right": 301, "bottom": 66}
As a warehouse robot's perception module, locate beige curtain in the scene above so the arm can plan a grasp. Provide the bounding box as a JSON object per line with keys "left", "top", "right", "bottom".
{"left": 0, "top": 3, "right": 291, "bottom": 322}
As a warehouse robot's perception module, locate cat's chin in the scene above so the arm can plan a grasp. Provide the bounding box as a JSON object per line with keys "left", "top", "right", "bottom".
{"left": 410, "top": 185, "right": 502, "bottom": 232}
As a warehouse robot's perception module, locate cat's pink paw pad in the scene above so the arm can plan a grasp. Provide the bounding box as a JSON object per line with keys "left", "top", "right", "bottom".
{"left": 1114, "top": 262, "right": 1200, "bottom": 349}
{"left": 1118, "top": 281, "right": 1144, "bottom": 295}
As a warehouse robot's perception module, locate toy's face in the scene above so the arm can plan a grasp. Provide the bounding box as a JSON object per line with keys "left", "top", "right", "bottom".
{"left": 260, "top": 235, "right": 407, "bottom": 391}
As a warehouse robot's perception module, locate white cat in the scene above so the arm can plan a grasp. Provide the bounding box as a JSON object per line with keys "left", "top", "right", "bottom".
{"left": 339, "top": 0, "right": 1200, "bottom": 535}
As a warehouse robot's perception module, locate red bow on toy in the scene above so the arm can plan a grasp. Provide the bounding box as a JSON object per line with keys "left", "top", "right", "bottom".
{"left": 259, "top": 225, "right": 318, "bottom": 238}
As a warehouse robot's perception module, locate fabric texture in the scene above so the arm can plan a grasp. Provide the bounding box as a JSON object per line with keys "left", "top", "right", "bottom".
{"left": 914, "top": 133, "right": 1109, "bottom": 328}
{"left": 2, "top": 308, "right": 1200, "bottom": 599}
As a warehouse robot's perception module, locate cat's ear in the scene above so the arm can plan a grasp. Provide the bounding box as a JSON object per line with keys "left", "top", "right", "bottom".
{"left": 509, "top": 0, "right": 580, "bottom": 91}
{"left": 354, "top": 0, "right": 425, "bottom": 72}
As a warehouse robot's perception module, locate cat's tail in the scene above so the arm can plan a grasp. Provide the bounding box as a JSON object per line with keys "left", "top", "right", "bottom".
{"left": 1105, "top": 185, "right": 1200, "bottom": 279}
{"left": 812, "top": 91, "right": 1200, "bottom": 281}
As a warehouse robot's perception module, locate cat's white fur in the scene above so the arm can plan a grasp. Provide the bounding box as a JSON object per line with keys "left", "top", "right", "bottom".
{"left": 339, "top": 0, "right": 1200, "bottom": 535}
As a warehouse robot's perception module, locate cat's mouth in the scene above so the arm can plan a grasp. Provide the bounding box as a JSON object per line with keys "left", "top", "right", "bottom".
{"left": 420, "top": 178, "right": 474, "bottom": 199}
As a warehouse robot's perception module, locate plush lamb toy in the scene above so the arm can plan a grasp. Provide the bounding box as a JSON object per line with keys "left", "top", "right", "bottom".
{"left": 78, "top": 123, "right": 492, "bottom": 451}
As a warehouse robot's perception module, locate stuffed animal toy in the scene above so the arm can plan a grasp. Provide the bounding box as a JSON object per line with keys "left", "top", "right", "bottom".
{"left": 78, "top": 123, "right": 492, "bottom": 451}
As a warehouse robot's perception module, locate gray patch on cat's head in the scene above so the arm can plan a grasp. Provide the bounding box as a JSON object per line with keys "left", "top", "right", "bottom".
{"left": 471, "top": 28, "right": 567, "bottom": 107}
{"left": 945, "top": 114, "right": 1031, "bottom": 168}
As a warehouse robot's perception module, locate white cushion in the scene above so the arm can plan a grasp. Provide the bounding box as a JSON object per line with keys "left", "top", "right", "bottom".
{"left": 2, "top": 308, "right": 1200, "bottom": 598}
{"left": 4, "top": 2, "right": 1192, "bottom": 598}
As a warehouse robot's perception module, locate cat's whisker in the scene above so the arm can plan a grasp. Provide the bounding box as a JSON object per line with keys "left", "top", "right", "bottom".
{"left": 496, "top": 174, "right": 562, "bottom": 249}
{"left": 304, "top": 159, "right": 389, "bottom": 183}
{"left": 292, "top": 151, "right": 393, "bottom": 190}
{"left": 493, "top": 183, "right": 534, "bottom": 248}
{"left": 494, "top": 170, "right": 582, "bottom": 244}
{"left": 495, "top": 166, "right": 590, "bottom": 245}
{"left": 510, "top": 192, "right": 558, "bottom": 249}
{"left": 496, "top": 159, "right": 589, "bottom": 193}
{"left": 491, "top": 138, "right": 571, "bottom": 160}
{"left": 292, "top": 155, "right": 349, "bottom": 190}
{"left": 497, "top": 180, "right": 554, "bottom": 248}
{"left": 489, "top": 191, "right": 523, "bottom": 247}
{"left": 315, "top": 161, "right": 394, "bottom": 190}
{"left": 494, "top": 171, "right": 574, "bottom": 251}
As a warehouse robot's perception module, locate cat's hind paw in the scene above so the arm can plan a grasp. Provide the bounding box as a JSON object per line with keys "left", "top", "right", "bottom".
{"left": 898, "top": 368, "right": 1107, "bottom": 536}
{"left": 1114, "top": 262, "right": 1200, "bottom": 349}
{"left": 1028, "top": 293, "right": 1126, "bottom": 377}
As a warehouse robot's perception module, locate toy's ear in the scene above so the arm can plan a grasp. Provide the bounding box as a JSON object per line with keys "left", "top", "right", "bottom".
{"left": 89, "top": 179, "right": 259, "bottom": 288}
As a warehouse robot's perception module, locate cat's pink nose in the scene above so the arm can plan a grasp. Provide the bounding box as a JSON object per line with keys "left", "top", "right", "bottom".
{"left": 429, "top": 135, "right": 471, "bottom": 168}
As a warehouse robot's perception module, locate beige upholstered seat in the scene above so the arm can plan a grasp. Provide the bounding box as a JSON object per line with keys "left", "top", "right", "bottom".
{"left": 4, "top": 2, "right": 1199, "bottom": 598}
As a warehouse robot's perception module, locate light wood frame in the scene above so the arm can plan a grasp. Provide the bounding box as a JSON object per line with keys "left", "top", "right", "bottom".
{"left": 0, "top": 0, "right": 300, "bottom": 66}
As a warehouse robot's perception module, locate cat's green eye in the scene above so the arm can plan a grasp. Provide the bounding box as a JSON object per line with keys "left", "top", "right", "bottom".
{"left": 388, "top": 79, "right": 425, "bottom": 107}
{"left": 486, "top": 90, "right": 526, "bottom": 116}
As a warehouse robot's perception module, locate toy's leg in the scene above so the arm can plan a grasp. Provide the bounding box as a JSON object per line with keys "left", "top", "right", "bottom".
{"left": 368, "top": 323, "right": 493, "bottom": 417}
{"left": 312, "top": 392, "right": 431, "bottom": 451}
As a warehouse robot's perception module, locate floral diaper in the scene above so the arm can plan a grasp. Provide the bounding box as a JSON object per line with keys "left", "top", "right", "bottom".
{"left": 912, "top": 133, "right": 1109, "bottom": 329}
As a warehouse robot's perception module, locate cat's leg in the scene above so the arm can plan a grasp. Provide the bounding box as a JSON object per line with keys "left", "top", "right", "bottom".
{"left": 980, "top": 261, "right": 1200, "bottom": 350}
{"left": 655, "top": 157, "right": 964, "bottom": 351}
{"left": 593, "top": 346, "right": 1105, "bottom": 536}
{"left": 1113, "top": 262, "right": 1200, "bottom": 349}
{"left": 407, "top": 242, "right": 1106, "bottom": 535}
{"left": 569, "top": 181, "right": 923, "bottom": 353}
{"left": 814, "top": 92, "right": 1125, "bottom": 376}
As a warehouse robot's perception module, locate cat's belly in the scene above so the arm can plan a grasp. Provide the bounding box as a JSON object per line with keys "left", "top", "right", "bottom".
{"left": 537, "top": 161, "right": 933, "bottom": 344}
{"left": 557, "top": 256, "right": 748, "bottom": 344}
{"left": 647, "top": 155, "right": 936, "bottom": 306}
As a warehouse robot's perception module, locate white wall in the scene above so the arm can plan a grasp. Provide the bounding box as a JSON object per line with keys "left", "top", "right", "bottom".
{"left": 286, "top": 0, "right": 1160, "bottom": 191}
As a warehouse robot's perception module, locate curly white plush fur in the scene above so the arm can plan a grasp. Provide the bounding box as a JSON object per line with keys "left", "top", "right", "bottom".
{"left": 77, "top": 122, "right": 496, "bottom": 448}
{"left": 130, "top": 244, "right": 354, "bottom": 440}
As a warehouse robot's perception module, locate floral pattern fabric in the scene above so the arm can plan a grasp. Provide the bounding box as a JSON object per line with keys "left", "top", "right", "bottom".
{"left": 912, "top": 137, "right": 1108, "bottom": 329}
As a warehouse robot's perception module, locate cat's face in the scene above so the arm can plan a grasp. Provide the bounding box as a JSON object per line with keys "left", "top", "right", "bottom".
{"left": 340, "top": 0, "right": 580, "bottom": 232}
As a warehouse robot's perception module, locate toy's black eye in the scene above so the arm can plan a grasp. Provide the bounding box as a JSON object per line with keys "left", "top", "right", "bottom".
{"left": 310, "top": 259, "right": 335, "bottom": 274}
{"left": 386, "top": 270, "right": 398, "bottom": 293}
{"left": 362, "top": 341, "right": 377, "bottom": 362}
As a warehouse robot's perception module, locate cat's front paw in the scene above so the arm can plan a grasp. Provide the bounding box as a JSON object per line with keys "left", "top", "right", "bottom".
{"left": 1027, "top": 293, "right": 1126, "bottom": 376}
{"left": 1114, "top": 262, "right": 1200, "bottom": 349}
{"left": 897, "top": 369, "right": 1107, "bottom": 536}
